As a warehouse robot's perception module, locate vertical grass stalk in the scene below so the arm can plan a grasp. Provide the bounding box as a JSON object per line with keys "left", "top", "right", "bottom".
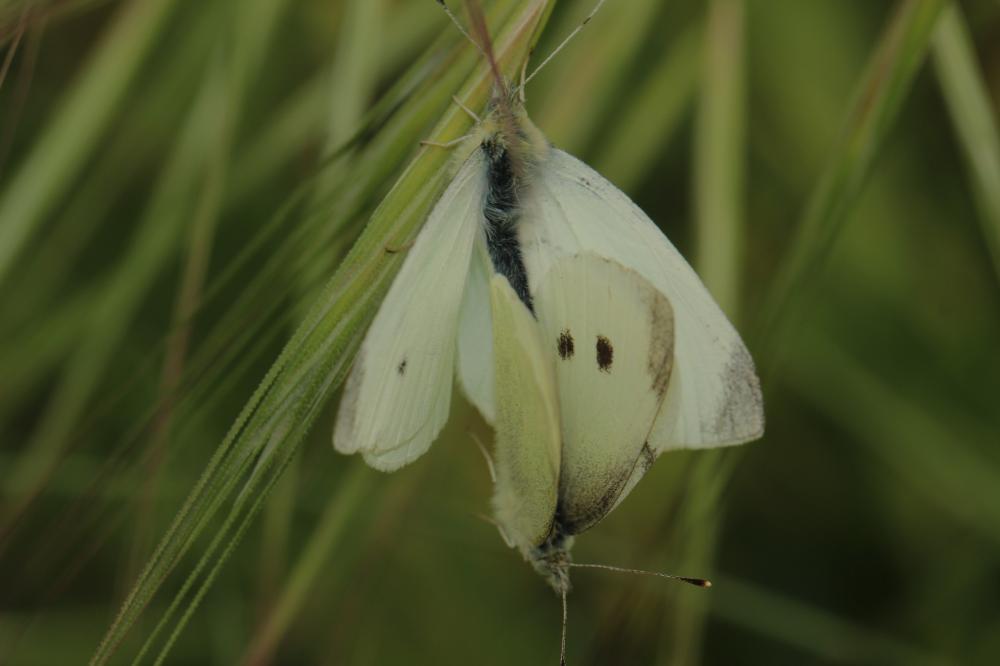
{"left": 757, "top": 0, "right": 948, "bottom": 358}
{"left": 0, "top": 0, "right": 176, "bottom": 285}
{"left": 931, "top": 4, "right": 1000, "bottom": 283}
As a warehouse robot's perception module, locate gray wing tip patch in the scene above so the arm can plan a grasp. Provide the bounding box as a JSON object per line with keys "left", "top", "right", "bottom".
{"left": 712, "top": 341, "right": 765, "bottom": 442}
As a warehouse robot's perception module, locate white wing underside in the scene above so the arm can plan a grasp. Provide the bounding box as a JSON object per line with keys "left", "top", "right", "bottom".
{"left": 339, "top": 138, "right": 762, "bottom": 503}
{"left": 526, "top": 149, "right": 763, "bottom": 451}
{"left": 489, "top": 275, "right": 561, "bottom": 555}
{"left": 456, "top": 240, "right": 496, "bottom": 424}
{"left": 533, "top": 254, "right": 675, "bottom": 534}
{"left": 457, "top": 148, "right": 763, "bottom": 452}
{"left": 334, "top": 152, "right": 485, "bottom": 471}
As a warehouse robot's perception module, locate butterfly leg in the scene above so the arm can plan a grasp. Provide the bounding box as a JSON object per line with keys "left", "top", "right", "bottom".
{"left": 419, "top": 134, "right": 471, "bottom": 149}
{"left": 518, "top": 54, "right": 531, "bottom": 103}
{"left": 469, "top": 430, "right": 497, "bottom": 482}
{"left": 451, "top": 95, "right": 481, "bottom": 122}
{"left": 419, "top": 95, "right": 481, "bottom": 148}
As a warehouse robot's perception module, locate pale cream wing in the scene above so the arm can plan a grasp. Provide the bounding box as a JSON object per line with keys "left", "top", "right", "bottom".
{"left": 533, "top": 253, "right": 674, "bottom": 535}
{"left": 490, "top": 274, "right": 561, "bottom": 555}
{"left": 334, "top": 153, "right": 485, "bottom": 471}
{"left": 521, "top": 149, "right": 764, "bottom": 453}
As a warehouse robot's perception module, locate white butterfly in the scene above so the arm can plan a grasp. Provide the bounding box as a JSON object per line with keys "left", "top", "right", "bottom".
{"left": 334, "top": 0, "right": 763, "bottom": 591}
{"left": 332, "top": 111, "right": 764, "bottom": 463}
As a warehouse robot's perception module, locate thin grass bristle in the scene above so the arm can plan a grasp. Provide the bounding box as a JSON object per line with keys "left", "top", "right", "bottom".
{"left": 463, "top": 0, "right": 507, "bottom": 95}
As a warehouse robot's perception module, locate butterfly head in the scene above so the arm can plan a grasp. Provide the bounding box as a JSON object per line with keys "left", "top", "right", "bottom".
{"left": 479, "top": 94, "right": 544, "bottom": 163}
{"left": 528, "top": 530, "right": 574, "bottom": 595}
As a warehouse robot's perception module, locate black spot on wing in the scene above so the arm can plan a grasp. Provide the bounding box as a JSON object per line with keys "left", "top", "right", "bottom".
{"left": 596, "top": 336, "right": 613, "bottom": 372}
{"left": 397, "top": 358, "right": 407, "bottom": 376}
{"left": 557, "top": 330, "right": 575, "bottom": 360}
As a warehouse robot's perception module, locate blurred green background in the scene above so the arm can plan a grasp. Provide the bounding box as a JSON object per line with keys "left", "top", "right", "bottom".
{"left": 1, "top": 0, "right": 999, "bottom": 664}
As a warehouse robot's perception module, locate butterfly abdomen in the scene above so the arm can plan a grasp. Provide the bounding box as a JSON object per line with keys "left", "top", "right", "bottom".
{"left": 481, "top": 134, "right": 534, "bottom": 313}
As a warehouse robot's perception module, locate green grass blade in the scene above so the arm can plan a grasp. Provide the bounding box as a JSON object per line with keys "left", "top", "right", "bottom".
{"left": 1, "top": 0, "right": 289, "bottom": 536}
{"left": 665, "top": 4, "right": 749, "bottom": 661}
{"left": 712, "top": 574, "right": 954, "bottom": 666}
{"left": 0, "top": 0, "right": 176, "bottom": 286}
{"left": 591, "top": 23, "right": 701, "bottom": 192}
{"left": 785, "top": 333, "right": 1000, "bottom": 546}
{"left": 293, "top": 0, "right": 390, "bottom": 312}
{"left": 757, "top": 0, "right": 948, "bottom": 354}
{"left": 241, "top": 464, "right": 374, "bottom": 665}
{"left": 695, "top": 0, "right": 746, "bottom": 319}
{"left": 251, "top": 0, "right": 384, "bottom": 623}
{"left": 531, "top": 0, "right": 661, "bottom": 152}
{"left": 1, "top": 54, "right": 231, "bottom": 528}
{"left": 931, "top": 4, "right": 1000, "bottom": 282}
{"left": 89, "top": 2, "right": 555, "bottom": 661}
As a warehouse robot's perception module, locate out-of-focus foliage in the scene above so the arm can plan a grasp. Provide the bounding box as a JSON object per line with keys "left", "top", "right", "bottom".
{"left": 0, "top": 0, "right": 998, "bottom": 664}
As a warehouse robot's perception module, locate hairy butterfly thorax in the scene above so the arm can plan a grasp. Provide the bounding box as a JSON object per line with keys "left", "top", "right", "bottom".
{"left": 477, "top": 92, "right": 548, "bottom": 312}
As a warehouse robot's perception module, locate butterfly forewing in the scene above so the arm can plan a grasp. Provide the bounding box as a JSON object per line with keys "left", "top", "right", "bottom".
{"left": 534, "top": 254, "right": 674, "bottom": 534}
{"left": 522, "top": 149, "right": 764, "bottom": 453}
{"left": 334, "top": 152, "right": 486, "bottom": 471}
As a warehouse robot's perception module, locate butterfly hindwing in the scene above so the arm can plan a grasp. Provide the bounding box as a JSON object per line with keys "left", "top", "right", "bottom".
{"left": 490, "top": 273, "right": 561, "bottom": 554}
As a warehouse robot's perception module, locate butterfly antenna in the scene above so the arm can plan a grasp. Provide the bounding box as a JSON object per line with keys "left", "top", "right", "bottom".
{"left": 560, "top": 588, "right": 568, "bottom": 666}
{"left": 436, "top": 0, "right": 489, "bottom": 60}
{"left": 569, "top": 562, "right": 712, "bottom": 588}
{"left": 519, "top": 0, "right": 608, "bottom": 92}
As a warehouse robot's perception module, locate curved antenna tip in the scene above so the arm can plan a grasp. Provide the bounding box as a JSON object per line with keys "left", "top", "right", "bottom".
{"left": 683, "top": 577, "right": 712, "bottom": 588}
